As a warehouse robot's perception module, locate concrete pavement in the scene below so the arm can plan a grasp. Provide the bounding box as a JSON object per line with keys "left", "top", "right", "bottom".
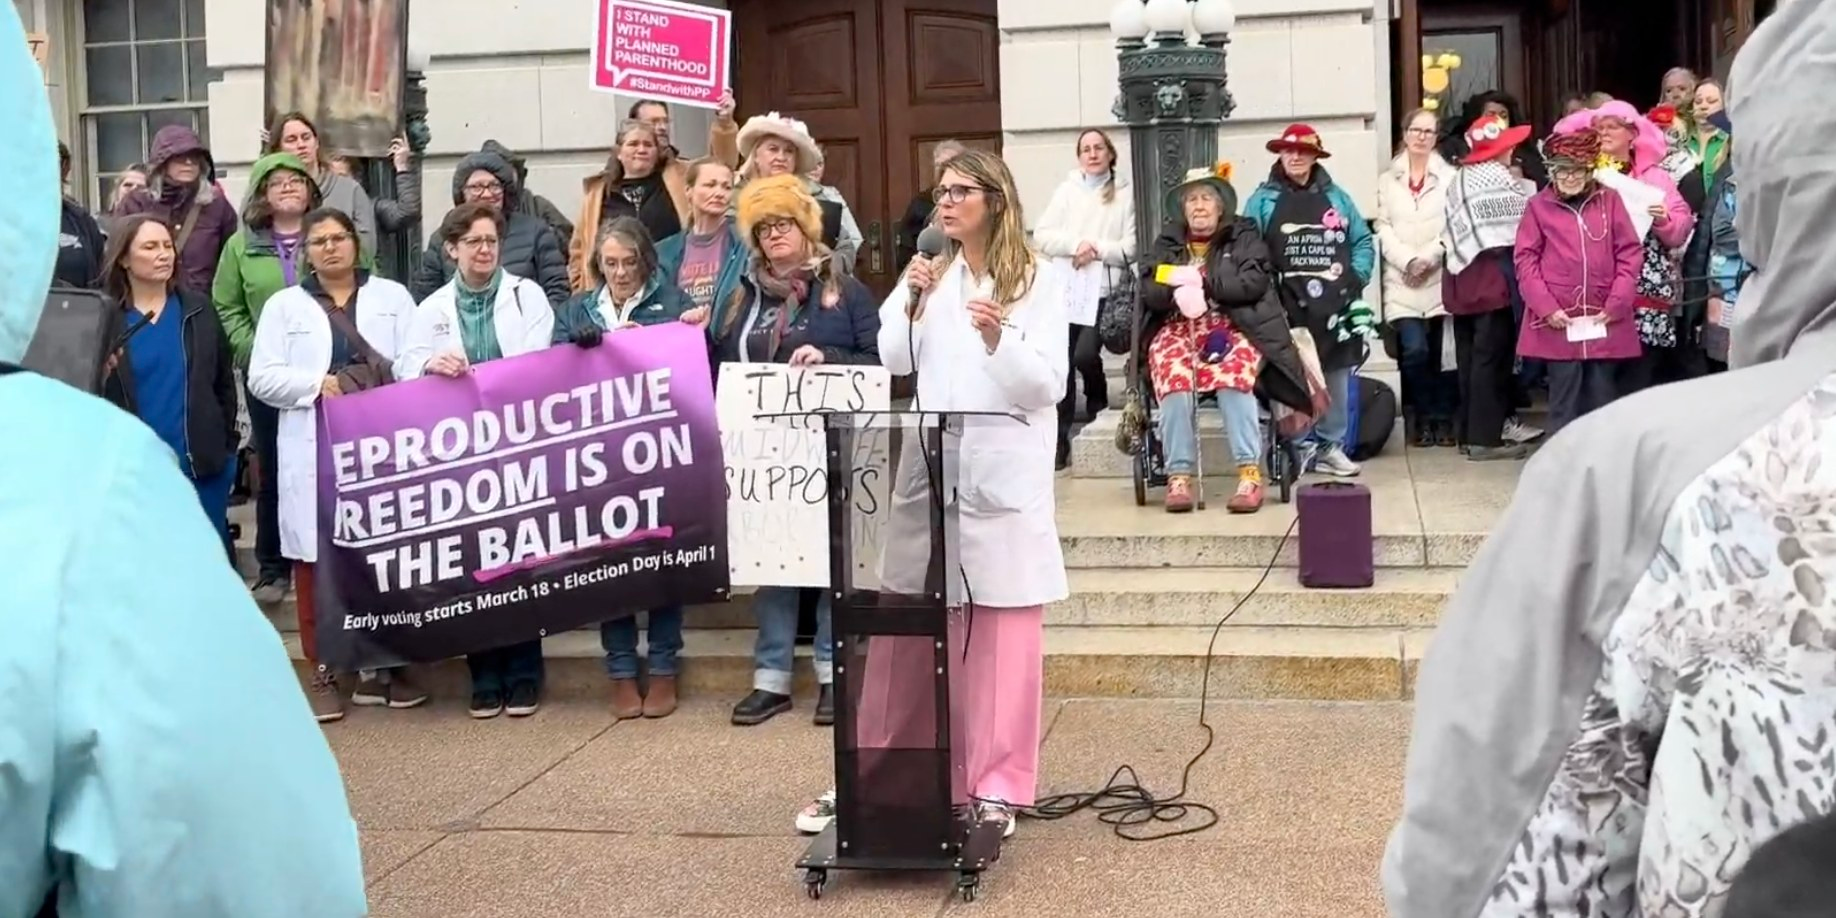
{"left": 337, "top": 696, "right": 1411, "bottom": 917}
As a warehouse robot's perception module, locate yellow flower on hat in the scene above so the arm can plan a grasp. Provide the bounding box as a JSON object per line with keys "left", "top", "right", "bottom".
{"left": 1213, "top": 161, "right": 1233, "bottom": 182}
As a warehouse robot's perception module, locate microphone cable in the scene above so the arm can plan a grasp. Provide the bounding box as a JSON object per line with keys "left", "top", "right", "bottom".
{"left": 1019, "top": 515, "right": 1299, "bottom": 841}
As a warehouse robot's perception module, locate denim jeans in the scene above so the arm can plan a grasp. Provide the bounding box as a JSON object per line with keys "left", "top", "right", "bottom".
{"left": 753, "top": 586, "right": 831, "bottom": 694}
{"left": 1313, "top": 367, "right": 1354, "bottom": 448}
{"left": 1158, "top": 389, "right": 1261, "bottom": 474}
{"left": 600, "top": 605, "right": 685, "bottom": 680}
{"left": 1395, "top": 317, "right": 1454, "bottom": 422}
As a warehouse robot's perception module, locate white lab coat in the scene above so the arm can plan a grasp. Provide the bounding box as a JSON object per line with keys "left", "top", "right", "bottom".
{"left": 395, "top": 271, "right": 556, "bottom": 381}
{"left": 876, "top": 252, "right": 1070, "bottom": 608}
{"left": 247, "top": 277, "right": 418, "bottom": 563}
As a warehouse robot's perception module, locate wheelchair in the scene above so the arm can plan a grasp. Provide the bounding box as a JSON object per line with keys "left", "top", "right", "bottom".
{"left": 1118, "top": 301, "right": 1303, "bottom": 509}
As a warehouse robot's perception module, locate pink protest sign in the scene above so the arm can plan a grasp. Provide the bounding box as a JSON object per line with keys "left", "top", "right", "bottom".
{"left": 592, "top": 0, "right": 731, "bottom": 109}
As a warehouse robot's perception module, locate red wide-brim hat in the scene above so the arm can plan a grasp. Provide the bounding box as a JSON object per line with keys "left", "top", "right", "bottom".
{"left": 1463, "top": 122, "right": 1532, "bottom": 165}
{"left": 1265, "top": 123, "right": 1331, "bottom": 158}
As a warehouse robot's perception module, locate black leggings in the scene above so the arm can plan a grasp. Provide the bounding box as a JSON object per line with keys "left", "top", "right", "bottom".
{"left": 1056, "top": 323, "right": 1107, "bottom": 444}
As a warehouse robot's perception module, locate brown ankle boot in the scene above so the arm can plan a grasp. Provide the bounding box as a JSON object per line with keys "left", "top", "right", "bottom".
{"left": 610, "top": 678, "right": 644, "bottom": 720}
{"left": 643, "top": 675, "right": 679, "bottom": 718}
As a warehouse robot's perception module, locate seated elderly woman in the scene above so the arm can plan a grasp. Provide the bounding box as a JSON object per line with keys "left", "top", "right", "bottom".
{"left": 1139, "top": 164, "right": 1313, "bottom": 514}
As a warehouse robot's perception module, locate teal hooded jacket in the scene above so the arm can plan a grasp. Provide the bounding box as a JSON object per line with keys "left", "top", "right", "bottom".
{"left": 0, "top": 8, "right": 367, "bottom": 916}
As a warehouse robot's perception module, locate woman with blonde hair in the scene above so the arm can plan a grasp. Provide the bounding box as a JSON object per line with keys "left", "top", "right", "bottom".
{"left": 570, "top": 120, "right": 683, "bottom": 289}
{"left": 1032, "top": 127, "right": 1136, "bottom": 468}
{"left": 718, "top": 173, "right": 881, "bottom": 729}
{"left": 657, "top": 158, "right": 745, "bottom": 317}
{"left": 1659, "top": 67, "right": 1698, "bottom": 111}
{"left": 732, "top": 112, "right": 856, "bottom": 268}
{"left": 792, "top": 148, "right": 1069, "bottom": 839}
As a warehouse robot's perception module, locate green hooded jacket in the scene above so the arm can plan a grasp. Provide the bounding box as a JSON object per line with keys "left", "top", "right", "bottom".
{"left": 213, "top": 152, "right": 376, "bottom": 366}
{"left": 212, "top": 152, "right": 320, "bottom": 366}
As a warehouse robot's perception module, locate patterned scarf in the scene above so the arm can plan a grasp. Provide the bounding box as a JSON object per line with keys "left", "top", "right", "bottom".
{"left": 1445, "top": 162, "right": 1529, "bottom": 275}
{"left": 454, "top": 268, "right": 505, "bottom": 363}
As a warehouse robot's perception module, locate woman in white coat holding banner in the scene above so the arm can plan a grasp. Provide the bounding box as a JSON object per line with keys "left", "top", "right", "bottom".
{"left": 791, "top": 148, "right": 1069, "bottom": 839}
{"left": 398, "top": 201, "right": 558, "bottom": 719}
{"left": 248, "top": 206, "right": 420, "bottom": 724}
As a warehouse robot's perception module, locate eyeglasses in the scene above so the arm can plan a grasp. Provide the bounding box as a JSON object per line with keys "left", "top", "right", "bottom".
{"left": 1405, "top": 128, "right": 1436, "bottom": 137}
{"left": 1551, "top": 166, "right": 1589, "bottom": 179}
{"left": 464, "top": 182, "right": 504, "bottom": 196}
{"left": 933, "top": 184, "right": 990, "bottom": 205}
{"left": 307, "top": 231, "right": 353, "bottom": 250}
{"left": 458, "top": 235, "right": 500, "bottom": 249}
{"left": 757, "top": 218, "right": 799, "bottom": 239}
{"left": 270, "top": 176, "right": 309, "bottom": 191}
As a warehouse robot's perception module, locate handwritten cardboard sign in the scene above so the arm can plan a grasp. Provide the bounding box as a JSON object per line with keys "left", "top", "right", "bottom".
{"left": 716, "top": 364, "right": 891, "bottom": 588}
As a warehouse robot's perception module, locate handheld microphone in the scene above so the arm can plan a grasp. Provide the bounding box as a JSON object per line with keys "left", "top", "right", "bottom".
{"left": 909, "top": 225, "right": 948, "bottom": 317}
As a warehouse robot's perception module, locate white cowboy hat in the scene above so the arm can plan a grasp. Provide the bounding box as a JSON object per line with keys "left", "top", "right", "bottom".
{"left": 737, "top": 112, "right": 822, "bottom": 174}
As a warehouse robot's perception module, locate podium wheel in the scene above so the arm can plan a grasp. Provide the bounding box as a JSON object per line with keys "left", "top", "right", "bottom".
{"left": 804, "top": 869, "right": 828, "bottom": 900}
{"left": 957, "top": 873, "right": 980, "bottom": 903}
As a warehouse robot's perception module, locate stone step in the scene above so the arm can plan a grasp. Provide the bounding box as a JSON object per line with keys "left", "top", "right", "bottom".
{"left": 1057, "top": 566, "right": 1455, "bottom": 628}
{"left": 260, "top": 566, "right": 1456, "bottom": 636}
{"left": 1052, "top": 469, "right": 1479, "bottom": 568}
{"left": 286, "top": 624, "right": 1429, "bottom": 702}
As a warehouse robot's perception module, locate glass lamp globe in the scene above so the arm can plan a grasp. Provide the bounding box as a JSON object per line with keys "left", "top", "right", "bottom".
{"left": 1143, "top": 0, "right": 1191, "bottom": 35}
{"left": 1192, "top": 0, "right": 1236, "bottom": 34}
{"left": 1108, "top": 0, "right": 1149, "bottom": 39}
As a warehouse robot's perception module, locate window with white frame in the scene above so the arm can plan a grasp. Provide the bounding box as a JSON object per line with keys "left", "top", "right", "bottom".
{"left": 81, "top": 0, "right": 211, "bottom": 208}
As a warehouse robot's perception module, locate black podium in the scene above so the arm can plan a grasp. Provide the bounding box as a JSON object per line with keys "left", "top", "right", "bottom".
{"left": 791, "top": 410, "right": 1018, "bottom": 903}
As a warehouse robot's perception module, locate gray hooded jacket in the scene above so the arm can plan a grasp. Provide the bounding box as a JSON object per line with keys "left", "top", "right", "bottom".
{"left": 1384, "top": 4, "right": 1836, "bottom": 916}
{"left": 412, "top": 150, "right": 571, "bottom": 304}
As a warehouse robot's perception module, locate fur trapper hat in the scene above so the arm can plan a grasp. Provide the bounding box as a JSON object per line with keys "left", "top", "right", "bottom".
{"left": 736, "top": 174, "right": 824, "bottom": 246}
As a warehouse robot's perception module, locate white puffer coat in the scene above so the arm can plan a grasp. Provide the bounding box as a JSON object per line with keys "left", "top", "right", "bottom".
{"left": 1373, "top": 152, "right": 1456, "bottom": 321}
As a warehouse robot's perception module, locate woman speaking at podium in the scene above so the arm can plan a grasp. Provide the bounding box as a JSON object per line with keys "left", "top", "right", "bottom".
{"left": 792, "top": 148, "right": 1070, "bottom": 840}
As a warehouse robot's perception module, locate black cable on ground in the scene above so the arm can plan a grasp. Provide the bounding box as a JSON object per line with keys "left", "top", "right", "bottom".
{"left": 1019, "top": 515, "right": 1300, "bottom": 841}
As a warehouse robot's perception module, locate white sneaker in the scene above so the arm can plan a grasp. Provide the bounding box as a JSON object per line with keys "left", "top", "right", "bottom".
{"left": 795, "top": 789, "right": 837, "bottom": 834}
{"left": 1313, "top": 445, "right": 1362, "bottom": 478}
{"left": 976, "top": 801, "right": 1017, "bottom": 839}
{"left": 1502, "top": 418, "right": 1544, "bottom": 444}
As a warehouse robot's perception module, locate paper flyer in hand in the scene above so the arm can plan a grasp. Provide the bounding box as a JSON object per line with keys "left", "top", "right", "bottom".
{"left": 1593, "top": 168, "right": 1664, "bottom": 240}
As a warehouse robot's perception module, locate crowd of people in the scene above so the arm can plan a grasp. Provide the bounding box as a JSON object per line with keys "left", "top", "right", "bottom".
{"left": 19, "top": 0, "right": 1836, "bottom": 906}
{"left": 41, "top": 83, "right": 1077, "bottom": 844}
{"left": 29, "top": 33, "right": 1757, "bottom": 855}
{"left": 1017, "top": 71, "right": 1746, "bottom": 517}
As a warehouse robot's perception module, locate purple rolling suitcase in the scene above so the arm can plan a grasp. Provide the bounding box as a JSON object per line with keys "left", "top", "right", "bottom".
{"left": 1296, "top": 481, "right": 1374, "bottom": 588}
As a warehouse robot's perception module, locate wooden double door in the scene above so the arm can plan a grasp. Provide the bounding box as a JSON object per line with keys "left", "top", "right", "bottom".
{"left": 734, "top": 0, "right": 1003, "bottom": 295}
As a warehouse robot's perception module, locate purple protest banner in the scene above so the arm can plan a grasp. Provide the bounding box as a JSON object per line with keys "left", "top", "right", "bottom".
{"left": 312, "top": 322, "right": 728, "bottom": 672}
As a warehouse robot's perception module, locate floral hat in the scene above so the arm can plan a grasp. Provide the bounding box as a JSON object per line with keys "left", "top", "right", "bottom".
{"left": 1166, "top": 161, "right": 1238, "bottom": 217}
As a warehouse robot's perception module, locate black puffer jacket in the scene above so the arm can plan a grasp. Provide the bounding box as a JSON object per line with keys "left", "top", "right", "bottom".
{"left": 1139, "top": 218, "right": 1312, "bottom": 414}
{"left": 413, "top": 150, "right": 572, "bottom": 303}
